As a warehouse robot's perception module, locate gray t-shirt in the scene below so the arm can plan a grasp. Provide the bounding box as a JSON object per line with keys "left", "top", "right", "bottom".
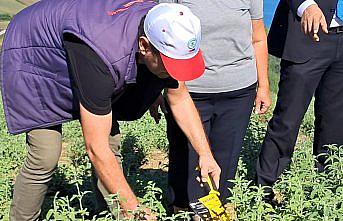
{"left": 159, "top": 0, "right": 263, "bottom": 93}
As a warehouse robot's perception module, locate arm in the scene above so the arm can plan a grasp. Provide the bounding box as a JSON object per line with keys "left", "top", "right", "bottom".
{"left": 252, "top": 19, "right": 271, "bottom": 114}
{"left": 149, "top": 94, "right": 167, "bottom": 124}
{"left": 166, "top": 83, "right": 221, "bottom": 187}
{"left": 80, "top": 105, "right": 139, "bottom": 214}
{"left": 63, "top": 34, "right": 141, "bottom": 216}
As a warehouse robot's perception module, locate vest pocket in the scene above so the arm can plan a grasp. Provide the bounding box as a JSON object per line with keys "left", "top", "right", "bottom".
{"left": 19, "top": 63, "right": 57, "bottom": 80}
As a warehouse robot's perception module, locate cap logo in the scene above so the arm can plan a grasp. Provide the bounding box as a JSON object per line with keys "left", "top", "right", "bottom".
{"left": 187, "top": 38, "right": 197, "bottom": 51}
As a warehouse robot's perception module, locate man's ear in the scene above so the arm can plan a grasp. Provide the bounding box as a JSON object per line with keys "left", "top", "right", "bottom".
{"left": 138, "top": 36, "right": 150, "bottom": 55}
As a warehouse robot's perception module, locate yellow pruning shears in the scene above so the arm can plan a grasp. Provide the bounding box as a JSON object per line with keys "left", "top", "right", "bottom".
{"left": 189, "top": 169, "right": 232, "bottom": 221}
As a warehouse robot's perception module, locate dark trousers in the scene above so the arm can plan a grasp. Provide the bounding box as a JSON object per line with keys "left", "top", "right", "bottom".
{"left": 256, "top": 32, "right": 343, "bottom": 187}
{"left": 166, "top": 84, "right": 256, "bottom": 208}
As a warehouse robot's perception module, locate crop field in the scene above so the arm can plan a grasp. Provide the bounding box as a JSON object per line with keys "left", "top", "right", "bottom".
{"left": 0, "top": 53, "right": 342, "bottom": 220}
{"left": 0, "top": 0, "right": 25, "bottom": 17}
{"left": 0, "top": 0, "right": 38, "bottom": 17}
{"left": 0, "top": 1, "right": 342, "bottom": 218}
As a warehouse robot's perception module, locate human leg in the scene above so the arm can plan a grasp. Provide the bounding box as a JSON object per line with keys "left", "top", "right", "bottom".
{"left": 10, "top": 125, "right": 62, "bottom": 221}
{"left": 256, "top": 58, "right": 328, "bottom": 187}
{"left": 166, "top": 94, "right": 213, "bottom": 209}
{"left": 209, "top": 84, "right": 256, "bottom": 202}
{"left": 313, "top": 37, "right": 343, "bottom": 170}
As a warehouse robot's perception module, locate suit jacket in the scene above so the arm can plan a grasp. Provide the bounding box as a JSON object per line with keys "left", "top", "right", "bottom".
{"left": 268, "top": 0, "right": 337, "bottom": 62}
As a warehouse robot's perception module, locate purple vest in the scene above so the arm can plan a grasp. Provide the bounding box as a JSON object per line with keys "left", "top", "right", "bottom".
{"left": 1, "top": 0, "right": 156, "bottom": 134}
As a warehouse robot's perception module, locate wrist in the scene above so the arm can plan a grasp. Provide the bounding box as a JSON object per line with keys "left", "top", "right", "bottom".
{"left": 198, "top": 150, "right": 213, "bottom": 158}
{"left": 122, "top": 198, "right": 139, "bottom": 215}
{"left": 298, "top": 0, "right": 317, "bottom": 17}
{"left": 257, "top": 84, "right": 269, "bottom": 90}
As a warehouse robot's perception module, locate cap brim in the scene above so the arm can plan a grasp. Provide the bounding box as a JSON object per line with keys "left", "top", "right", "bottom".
{"left": 160, "top": 50, "right": 205, "bottom": 81}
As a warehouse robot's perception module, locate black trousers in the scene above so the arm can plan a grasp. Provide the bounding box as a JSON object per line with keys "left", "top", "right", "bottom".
{"left": 256, "top": 32, "right": 343, "bottom": 187}
{"left": 166, "top": 84, "right": 256, "bottom": 208}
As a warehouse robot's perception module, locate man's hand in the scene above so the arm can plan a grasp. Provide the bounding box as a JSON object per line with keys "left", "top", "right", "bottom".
{"left": 301, "top": 4, "right": 328, "bottom": 41}
{"left": 132, "top": 207, "right": 157, "bottom": 220}
{"left": 254, "top": 87, "right": 271, "bottom": 114}
{"left": 143, "top": 211, "right": 157, "bottom": 221}
{"left": 198, "top": 153, "right": 221, "bottom": 189}
{"left": 149, "top": 94, "right": 167, "bottom": 124}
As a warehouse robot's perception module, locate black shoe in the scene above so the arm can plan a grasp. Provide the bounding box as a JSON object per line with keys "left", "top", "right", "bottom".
{"left": 261, "top": 186, "right": 282, "bottom": 208}
{"left": 263, "top": 190, "right": 277, "bottom": 207}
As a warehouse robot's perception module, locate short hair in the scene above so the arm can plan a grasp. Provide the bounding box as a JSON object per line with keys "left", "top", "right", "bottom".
{"left": 138, "top": 16, "right": 159, "bottom": 55}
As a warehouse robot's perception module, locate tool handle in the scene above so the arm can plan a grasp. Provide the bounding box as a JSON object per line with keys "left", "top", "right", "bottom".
{"left": 195, "top": 167, "right": 219, "bottom": 193}
{"left": 202, "top": 175, "right": 218, "bottom": 194}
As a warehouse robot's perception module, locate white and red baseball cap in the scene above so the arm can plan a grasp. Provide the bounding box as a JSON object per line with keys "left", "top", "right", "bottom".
{"left": 144, "top": 3, "right": 205, "bottom": 81}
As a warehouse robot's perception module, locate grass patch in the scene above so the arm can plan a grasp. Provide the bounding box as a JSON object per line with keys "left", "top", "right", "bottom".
{"left": 0, "top": 13, "right": 12, "bottom": 22}
{"left": 0, "top": 0, "right": 26, "bottom": 16}
{"left": 268, "top": 55, "right": 280, "bottom": 95}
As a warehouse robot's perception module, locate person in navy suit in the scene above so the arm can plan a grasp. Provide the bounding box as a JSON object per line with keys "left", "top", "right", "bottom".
{"left": 256, "top": 0, "right": 343, "bottom": 201}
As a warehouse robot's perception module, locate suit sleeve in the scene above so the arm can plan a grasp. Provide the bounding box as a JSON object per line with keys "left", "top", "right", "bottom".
{"left": 287, "top": 0, "right": 307, "bottom": 16}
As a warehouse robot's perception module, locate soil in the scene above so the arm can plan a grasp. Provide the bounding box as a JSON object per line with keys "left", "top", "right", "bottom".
{"left": 140, "top": 149, "right": 168, "bottom": 172}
